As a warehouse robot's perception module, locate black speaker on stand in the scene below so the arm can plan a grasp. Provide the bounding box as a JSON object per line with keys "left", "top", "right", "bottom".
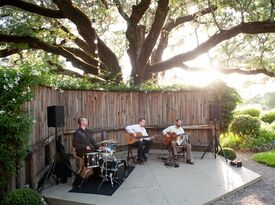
{"left": 201, "top": 104, "right": 228, "bottom": 162}
{"left": 38, "top": 106, "right": 76, "bottom": 192}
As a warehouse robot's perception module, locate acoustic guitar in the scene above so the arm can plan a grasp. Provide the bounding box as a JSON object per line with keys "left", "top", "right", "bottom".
{"left": 125, "top": 132, "right": 161, "bottom": 144}
{"left": 163, "top": 132, "right": 187, "bottom": 145}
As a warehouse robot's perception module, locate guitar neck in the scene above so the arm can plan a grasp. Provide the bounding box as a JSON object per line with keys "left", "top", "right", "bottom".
{"left": 136, "top": 136, "right": 149, "bottom": 139}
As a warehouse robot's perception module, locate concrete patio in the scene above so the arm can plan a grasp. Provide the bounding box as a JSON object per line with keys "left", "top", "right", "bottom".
{"left": 42, "top": 150, "right": 261, "bottom": 205}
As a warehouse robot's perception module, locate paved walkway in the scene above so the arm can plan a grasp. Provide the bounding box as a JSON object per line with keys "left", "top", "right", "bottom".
{"left": 42, "top": 151, "right": 261, "bottom": 205}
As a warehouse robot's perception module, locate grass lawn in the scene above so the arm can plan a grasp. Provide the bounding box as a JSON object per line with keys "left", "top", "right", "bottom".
{"left": 252, "top": 150, "right": 275, "bottom": 167}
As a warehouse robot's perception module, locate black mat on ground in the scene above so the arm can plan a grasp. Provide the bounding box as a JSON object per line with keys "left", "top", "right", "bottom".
{"left": 69, "top": 165, "right": 135, "bottom": 196}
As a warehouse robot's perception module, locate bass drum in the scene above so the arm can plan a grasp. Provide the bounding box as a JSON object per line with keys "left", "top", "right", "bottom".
{"left": 101, "top": 159, "right": 127, "bottom": 182}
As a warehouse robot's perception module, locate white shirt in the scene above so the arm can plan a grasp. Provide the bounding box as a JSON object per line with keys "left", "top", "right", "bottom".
{"left": 163, "top": 125, "right": 184, "bottom": 135}
{"left": 125, "top": 124, "right": 150, "bottom": 141}
{"left": 163, "top": 125, "right": 188, "bottom": 144}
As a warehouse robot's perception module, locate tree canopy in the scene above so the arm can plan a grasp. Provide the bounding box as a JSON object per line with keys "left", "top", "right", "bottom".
{"left": 0, "top": 0, "right": 275, "bottom": 84}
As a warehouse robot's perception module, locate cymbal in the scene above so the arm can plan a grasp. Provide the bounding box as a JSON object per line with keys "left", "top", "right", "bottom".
{"left": 97, "top": 139, "right": 118, "bottom": 145}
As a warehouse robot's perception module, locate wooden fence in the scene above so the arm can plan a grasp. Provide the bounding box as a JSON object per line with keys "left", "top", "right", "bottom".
{"left": 15, "top": 86, "right": 216, "bottom": 189}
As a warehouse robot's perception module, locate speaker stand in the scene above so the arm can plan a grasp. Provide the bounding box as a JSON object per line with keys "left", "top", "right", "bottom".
{"left": 38, "top": 127, "right": 77, "bottom": 193}
{"left": 201, "top": 119, "right": 228, "bottom": 163}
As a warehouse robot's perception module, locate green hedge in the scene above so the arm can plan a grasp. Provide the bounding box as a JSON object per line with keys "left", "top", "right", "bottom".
{"left": 2, "top": 188, "right": 43, "bottom": 205}
{"left": 234, "top": 107, "right": 261, "bottom": 118}
{"left": 261, "top": 109, "right": 275, "bottom": 124}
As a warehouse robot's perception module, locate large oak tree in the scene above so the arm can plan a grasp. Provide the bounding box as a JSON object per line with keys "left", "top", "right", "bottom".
{"left": 0, "top": 0, "right": 275, "bottom": 84}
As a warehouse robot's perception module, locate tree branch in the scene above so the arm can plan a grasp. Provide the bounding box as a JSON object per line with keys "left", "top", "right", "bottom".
{"left": 129, "top": 0, "right": 151, "bottom": 25}
{"left": 52, "top": 0, "right": 96, "bottom": 50}
{"left": 52, "top": 0, "right": 121, "bottom": 80}
{"left": 47, "top": 60, "right": 84, "bottom": 78}
{"left": 152, "top": 6, "right": 217, "bottom": 63}
{"left": 0, "top": 0, "right": 64, "bottom": 18}
{"left": 177, "top": 63, "right": 275, "bottom": 77}
{"left": 58, "top": 24, "right": 93, "bottom": 54}
{"left": 208, "top": 0, "right": 222, "bottom": 31}
{"left": 149, "top": 21, "right": 275, "bottom": 73}
{"left": 48, "top": 60, "right": 106, "bottom": 82}
{"left": 0, "top": 34, "right": 99, "bottom": 75}
{"left": 220, "top": 68, "right": 275, "bottom": 77}
{"left": 64, "top": 47, "right": 107, "bottom": 71}
{"left": 138, "top": 0, "right": 169, "bottom": 70}
{"left": 114, "top": 0, "right": 129, "bottom": 21}
{"left": 0, "top": 48, "right": 22, "bottom": 58}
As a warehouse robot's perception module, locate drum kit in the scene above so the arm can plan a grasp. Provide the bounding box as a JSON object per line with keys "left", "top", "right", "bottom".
{"left": 82, "top": 139, "right": 127, "bottom": 190}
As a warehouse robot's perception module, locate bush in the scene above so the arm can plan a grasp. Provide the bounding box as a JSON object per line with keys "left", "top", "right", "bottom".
{"left": 220, "top": 132, "right": 241, "bottom": 149}
{"left": 234, "top": 107, "right": 261, "bottom": 118}
{"left": 219, "top": 147, "right": 237, "bottom": 161}
{"left": 261, "top": 109, "right": 275, "bottom": 124}
{"left": 2, "top": 188, "right": 44, "bottom": 205}
{"left": 270, "top": 121, "right": 275, "bottom": 130}
{"left": 252, "top": 123, "right": 275, "bottom": 150}
{"left": 230, "top": 115, "right": 261, "bottom": 148}
{"left": 230, "top": 115, "right": 261, "bottom": 139}
{"left": 0, "top": 66, "right": 37, "bottom": 197}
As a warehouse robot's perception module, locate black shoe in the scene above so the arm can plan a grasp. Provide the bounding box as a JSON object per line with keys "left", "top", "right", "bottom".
{"left": 186, "top": 160, "right": 194, "bottom": 165}
{"left": 136, "top": 158, "right": 143, "bottom": 165}
{"left": 172, "top": 162, "right": 179, "bottom": 168}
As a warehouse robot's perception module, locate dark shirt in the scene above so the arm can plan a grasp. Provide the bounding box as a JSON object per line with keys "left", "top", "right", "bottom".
{"left": 73, "top": 127, "right": 99, "bottom": 156}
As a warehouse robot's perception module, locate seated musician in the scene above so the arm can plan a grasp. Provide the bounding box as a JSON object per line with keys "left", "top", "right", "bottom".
{"left": 125, "top": 118, "right": 153, "bottom": 164}
{"left": 163, "top": 119, "right": 194, "bottom": 165}
{"left": 73, "top": 117, "right": 100, "bottom": 158}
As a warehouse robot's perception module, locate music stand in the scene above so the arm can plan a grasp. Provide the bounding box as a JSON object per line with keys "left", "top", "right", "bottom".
{"left": 201, "top": 119, "right": 228, "bottom": 163}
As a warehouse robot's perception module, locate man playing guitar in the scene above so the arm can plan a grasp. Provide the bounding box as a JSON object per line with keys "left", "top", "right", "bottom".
{"left": 125, "top": 118, "right": 153, "bottom": 164}
{"left": 163, "top": 119, "right": 194, "bottom": 164}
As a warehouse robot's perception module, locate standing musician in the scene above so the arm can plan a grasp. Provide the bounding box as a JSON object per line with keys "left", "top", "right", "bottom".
{"left": 163, "top": 119, "right": 194, "bottom": 165}
{"left": 125, "top": 118, "right": 153, "bottom": 164}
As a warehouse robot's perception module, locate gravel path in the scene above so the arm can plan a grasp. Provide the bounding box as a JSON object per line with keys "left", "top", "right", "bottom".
{"left": 211, "top": 151, "right": 275, "bottom": 205}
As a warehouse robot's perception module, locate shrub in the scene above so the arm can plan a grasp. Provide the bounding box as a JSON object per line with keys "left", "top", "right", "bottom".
{"left": 219, "top": 147, "right": 237, "bottom": 161}
{"left": 234, "top": 107, "right": 261, "bottom": 118}
{"left": 2, "top": 188, "right": 43, "bottom": 205}
{"left": 252, "top": 122, "right": 275, "bottom": 150}
{"left": 230, "top": 115, "right": 261, "bottom": 139}
{"left": 261, "top": 109, "right": 275, "bottom": 124}
{"left": 0, "top": 65, "right": 38, "bottom": 197}
{"left": 270, "top": 121, "right": 275, "bottom": 130}
{"left": 220, "top": 132, "right": 241, "bottom": 149}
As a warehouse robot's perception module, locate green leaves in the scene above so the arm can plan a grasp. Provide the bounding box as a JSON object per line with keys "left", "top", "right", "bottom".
{"left": 210, "top": 81, "right": 241, "bottom": 132}
{"left": 0, "top": 64, "right": 37, "bottom": 197}
{"left": 2, "top": 188, "right": 43, "bottom": 205}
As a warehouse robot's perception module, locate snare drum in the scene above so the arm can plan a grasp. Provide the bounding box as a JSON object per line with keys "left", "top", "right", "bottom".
{"left": 84, "top": 152, "right": 100, "bottom": 168}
